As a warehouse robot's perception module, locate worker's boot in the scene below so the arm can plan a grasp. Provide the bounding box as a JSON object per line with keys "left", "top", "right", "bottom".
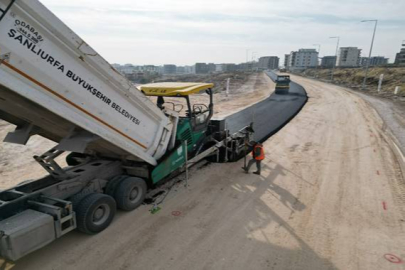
{"left": 253, "top": 171, "right": 260, "bottom": 175}
{"left": 242, "top": 167, "right": 248, "bottom": 173}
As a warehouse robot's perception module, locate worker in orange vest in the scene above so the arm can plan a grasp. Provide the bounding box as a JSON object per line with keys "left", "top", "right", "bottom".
{"left": 243, "top": 141, "right": 265, "bottom": 175}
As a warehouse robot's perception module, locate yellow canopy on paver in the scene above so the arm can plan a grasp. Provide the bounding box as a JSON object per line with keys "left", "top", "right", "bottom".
{"left": 140, "top": 82, "right": 214, "bottom": 96}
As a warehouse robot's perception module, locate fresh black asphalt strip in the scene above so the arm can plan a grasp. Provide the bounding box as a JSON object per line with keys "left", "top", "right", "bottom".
{"left": 212, "top": 71, "right": 308, "bottom": 143}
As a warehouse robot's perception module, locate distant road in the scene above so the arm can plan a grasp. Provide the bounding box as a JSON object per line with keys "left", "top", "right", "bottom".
{"left": 216, "top": 70, "right": 307, "bottom": 142}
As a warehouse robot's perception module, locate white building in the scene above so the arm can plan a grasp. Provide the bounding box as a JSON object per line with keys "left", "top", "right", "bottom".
{"left": 184, "top": 65, "right": 194, "bottom": 74}
{"left": 215, "top": 64, "right": 225, "bottom": 72}
{"left": 360, "top": 56, "right": 388, "bottom": 67}
{"left": 141, "top": 65, "right": 159, "bottom": 73}
{"left": 284, "top": 54, "right": 291, "bottom": 69}
{"left": 163, "top": 64, "right": 177, "bottom": 74}
{"left": 258, "top": 56, "right": 279, "bottom": 70}
{"left": 118, "top": 64, "right": 138, "bottom": 74}
{"left": 286, "top": 49, "right": 318, "bottom": 70}
{"left": 337, "top": 47, "right": 361, "bottom": 67}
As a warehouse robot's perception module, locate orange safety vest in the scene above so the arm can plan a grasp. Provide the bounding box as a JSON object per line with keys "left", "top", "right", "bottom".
{"left": 252, "top": 144, "right": 265, "bottom": 160}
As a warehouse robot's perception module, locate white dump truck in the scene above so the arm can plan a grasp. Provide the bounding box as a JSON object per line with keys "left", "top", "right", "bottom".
{"left": 0, "top": 0, "right": 253, "bottom": 261}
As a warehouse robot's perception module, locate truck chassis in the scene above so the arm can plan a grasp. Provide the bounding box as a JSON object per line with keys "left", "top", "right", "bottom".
{"left": 0, "top": 124, "right": 253, "bottom": 261}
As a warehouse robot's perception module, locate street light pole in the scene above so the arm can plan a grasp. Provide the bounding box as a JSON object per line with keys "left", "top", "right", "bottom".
{"left": 361, "top": 20, "right": 378, "bottom": 90}
{"left": 251, "top": 52, "right": 257, "bottom": 62}
{"left": 329, "top": 36, "right": 340, "bottom": 81}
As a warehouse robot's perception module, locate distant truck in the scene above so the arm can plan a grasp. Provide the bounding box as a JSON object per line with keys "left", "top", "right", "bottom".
{"left": 275, "top": 75, "right": 291, "bottom": 94}
{"left": 0, "top": 0, "right": 254, "bottom": 260}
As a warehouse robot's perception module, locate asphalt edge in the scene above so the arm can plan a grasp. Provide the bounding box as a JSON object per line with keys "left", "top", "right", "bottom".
{"left": 259, "top": 71, "right": 308, "bottom": 143}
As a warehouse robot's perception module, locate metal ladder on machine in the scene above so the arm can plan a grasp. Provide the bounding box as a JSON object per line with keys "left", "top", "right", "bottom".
{"left": 31, "top": 148, "right": 77, "bottom": 236}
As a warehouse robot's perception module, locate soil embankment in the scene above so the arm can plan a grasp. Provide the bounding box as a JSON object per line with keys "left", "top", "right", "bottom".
{"left": 296, "top": 67, "right": 405, "bottom": 105}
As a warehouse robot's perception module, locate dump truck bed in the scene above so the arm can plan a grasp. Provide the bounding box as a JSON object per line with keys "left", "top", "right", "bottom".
{"left": 0, "top": 0, "right": 174, "bottom": 166}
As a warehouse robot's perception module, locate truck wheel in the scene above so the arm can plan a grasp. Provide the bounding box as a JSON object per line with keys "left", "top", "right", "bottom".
{"left": 114, "top": 177, "right": 147, "bottom": 211}
{"left": 105, "top": 175, "right": 127, "bottom": 197}
{"left": 76, "top": 193, "right": 116, "bottom": 234}
{"left": 69, "top": 192, "right": 90, "bottom": 210}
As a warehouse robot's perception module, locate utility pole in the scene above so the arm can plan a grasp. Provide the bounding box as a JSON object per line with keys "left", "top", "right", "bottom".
{"left": 225, "top": 78, "right": 230, "bottom": 97}
{"left": 251, "top": 51, "right": 257, "bottom": 71}
{"left": 329, "top": 37, "right": 340, "bottom": 81}
{"left": 246, "top": 49, "right": 250, "bottom": 71}
{"left": 361, "top": 20, "right": 378, "bottom": 91}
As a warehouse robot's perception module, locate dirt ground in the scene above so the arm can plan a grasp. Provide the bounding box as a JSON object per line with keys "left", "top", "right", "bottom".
{"left": 348, "top": 89, "right": 405, "bottom": 156}
{"left": 297, "top": 67, "right": 405, "bottom": 103}
{"left": 213, "top": 72, "right": 274, "bottom": 118}
{"left": 0, "top": 121, "right": 60, "bottom": 190}
{"left": 2, "top": 74, "right": 405, "bottom": 270}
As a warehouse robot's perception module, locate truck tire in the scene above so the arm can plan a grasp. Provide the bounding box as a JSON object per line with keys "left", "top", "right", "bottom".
{"left": 105, "top": 175, "right": 127, "bottom": 197}
{"left": 114, "top": 177, "right": 147, "bottom": 211}
{"left": 69, "top": 192, "right": 91, "bottom": 210}
{"left": 76, "top": 193, "right": 116, "bottom": 234}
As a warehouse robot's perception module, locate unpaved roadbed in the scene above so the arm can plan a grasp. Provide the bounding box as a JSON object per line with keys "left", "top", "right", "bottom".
{"left": 1, "top": 75, "right": 405, "bottom": 270}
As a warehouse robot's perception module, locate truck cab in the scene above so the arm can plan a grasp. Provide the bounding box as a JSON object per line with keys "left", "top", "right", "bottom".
{"left": 140, "top": 82, "right": 214, "bottom": 156}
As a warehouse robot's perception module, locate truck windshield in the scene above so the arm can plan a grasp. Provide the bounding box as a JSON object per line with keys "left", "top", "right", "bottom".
{"left": 151, "top": 93, "right": 210, "bottom": 118}
{"left": 277, "top": 77, "right": 289, "bottom": 82}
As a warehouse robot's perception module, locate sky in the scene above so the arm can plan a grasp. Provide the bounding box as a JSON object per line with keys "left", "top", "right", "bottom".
{"left": 40, "top": 0, "right": 405, "bottom": 66}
